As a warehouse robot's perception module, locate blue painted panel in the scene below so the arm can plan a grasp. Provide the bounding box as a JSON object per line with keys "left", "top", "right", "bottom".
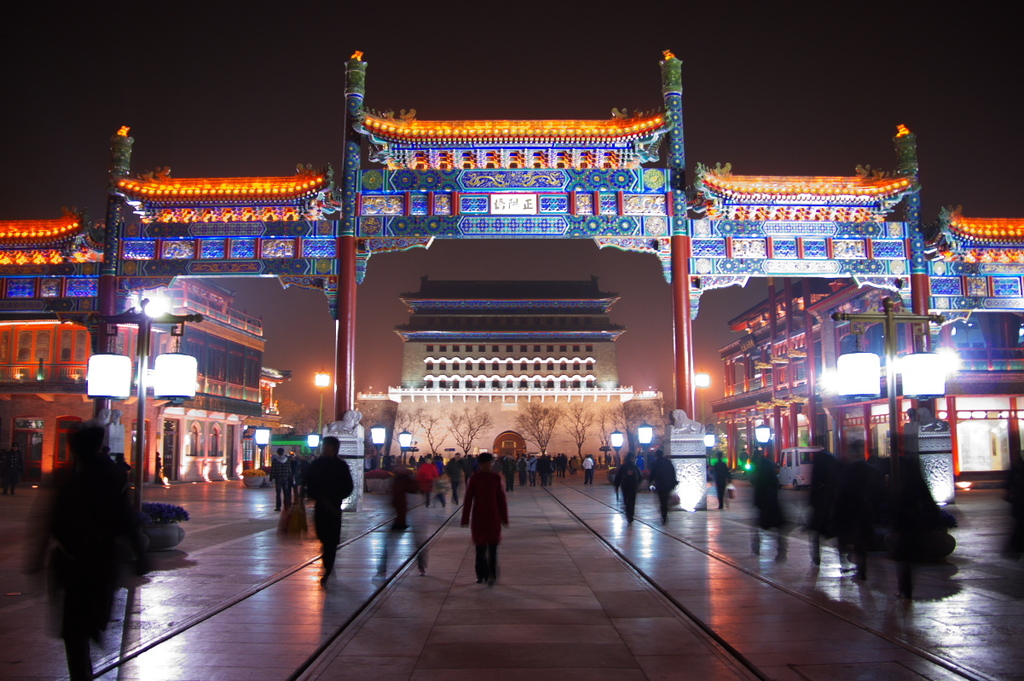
{"left": 124, "top": 241, "right": 157, "bottom": 259}
{"left": 201, "top": 240, "right": 226, "bottom": 259}
{"left": 231, "top": 239, "right": 256, "bottom": 259}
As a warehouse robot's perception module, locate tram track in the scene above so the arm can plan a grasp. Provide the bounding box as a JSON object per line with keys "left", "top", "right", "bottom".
{"left": 93, "top": 498, "right": 462, "bottom": 680}
{"left": 552, "top": 482, "right": 997, "bottom": 681}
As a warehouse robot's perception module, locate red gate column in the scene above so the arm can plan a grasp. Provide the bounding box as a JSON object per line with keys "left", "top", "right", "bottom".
{"left": 672, "top": 233, "right": 695, "bottom": 416}
{"left": 335, "top": 52, "right": 368, "bottom": 420}
{"left": 335, "top": 235, "right": 357, "bottom": 418}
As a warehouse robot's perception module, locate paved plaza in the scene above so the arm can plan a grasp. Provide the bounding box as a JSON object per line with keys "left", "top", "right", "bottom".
{"left": 0, "top": 471, "right": 1021, "bottom": 680}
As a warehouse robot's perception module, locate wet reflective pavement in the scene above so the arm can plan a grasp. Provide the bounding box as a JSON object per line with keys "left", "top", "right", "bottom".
{"left": 0, "top": 474, "right": 1020, "bottom": 680}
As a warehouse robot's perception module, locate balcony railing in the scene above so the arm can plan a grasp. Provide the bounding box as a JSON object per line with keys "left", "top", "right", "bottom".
{"left": 0, "top": 363, "right": 86, "bottom": 386}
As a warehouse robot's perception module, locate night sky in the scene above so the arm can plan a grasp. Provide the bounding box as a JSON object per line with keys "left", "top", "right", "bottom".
{"left": 2, "top": 3, "right": 1022, "bottom": 411}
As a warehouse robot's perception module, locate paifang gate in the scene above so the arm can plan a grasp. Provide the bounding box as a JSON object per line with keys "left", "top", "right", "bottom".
{"left": 1, "top": 50, "right": 1021, "bottom": 428}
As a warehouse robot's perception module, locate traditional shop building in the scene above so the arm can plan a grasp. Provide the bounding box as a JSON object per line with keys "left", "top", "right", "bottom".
{"left": 0, "top": 277, "right": 284, "bottom": 484}
{"left": 386, "top": 278, "right": 646, "bottom": 458}
{"left": 711, "top": 276, "right": 1024, "bottom": 480}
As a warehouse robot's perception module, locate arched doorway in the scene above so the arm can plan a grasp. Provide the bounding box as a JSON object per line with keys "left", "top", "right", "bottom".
{"left": 493, "top": 431, "right": 526, "bottom": 459}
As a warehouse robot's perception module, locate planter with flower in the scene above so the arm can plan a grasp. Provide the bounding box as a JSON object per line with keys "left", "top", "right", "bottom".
{"left": 140, "top": 502, "right": 190, "bottom": 551}
{"left": 242, "top": 468, "right": 268, "bottom": 488}
{"left": 365, "top": 468, "right": 394, "bottom": 494}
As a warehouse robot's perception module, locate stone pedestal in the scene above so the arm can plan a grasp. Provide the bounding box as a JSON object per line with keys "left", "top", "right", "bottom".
{"left": 666, "top": 426, "right": 708, "bottom": 512}
{"left": 918, "top": 427, "right": 955, "bottom": 506}
{"left": 335, "top": 431, "right": 364, "bottom": 512}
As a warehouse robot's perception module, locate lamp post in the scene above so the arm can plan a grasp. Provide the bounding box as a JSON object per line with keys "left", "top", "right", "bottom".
{"left": 88, "top": 297, "right": 202, "bottom": 510}
{"left": 314, "top": 369, "right": 331, "bottom": 434}
{"left": 637, "top": 422, "right": 654, "bottom": 456}
{"left": 370, "top": 424, "right": 386, "bottom": 469}
{"left": 610, "top": 430, "right": 624, "bottom": 465}
{"left": 832, "top": 297, "right": 945, "bottom": 488}
{"left": 254, "top": 427, "right": 271, "bottom": 469}
{"left": 694, "top": 372, "right": 711, "bottom": 423}
{"left": 398, "top": 429, "right": 413, "bottom": 466}
{"left": 754, "top": 423, "right": 772, "bottom": 465}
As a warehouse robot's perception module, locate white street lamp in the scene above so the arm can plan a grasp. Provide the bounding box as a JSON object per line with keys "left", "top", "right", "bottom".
{"left": 836, "top": 351, "right": 881, "bottom": 397}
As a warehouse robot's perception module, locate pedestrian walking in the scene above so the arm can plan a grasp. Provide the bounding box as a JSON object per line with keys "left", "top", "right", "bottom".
{"left": 582, "top": 454, "right": 595, "bottom": 485}
{"left": 377, "top": 465, "right": 428, "bottom": 577}
{"left": 517, "top": 455, "right": 528, "bottom": 487}
{"left": 569, "top": 456, "right": 578, "bottom": 476}
{"left": 750, "top": 452, "right": 788, "bottom": 561}
{"left": 417, "top": 456, "right": 439, "bottom": 507}
{"left": 306, "top": 436, "right": 354, "bottom": 587}
{"left": 833, "top": 441, "right": 882, "bottom": 579}
{"left": 613, "top": 452, "right": 641, "bottom": 524}
{"left": 270, "top": 447, "right": 293, "bottom": 511}
{"left": 27, "top": 426, "right": 148, "bottom": 681}
{"left": 527, "top": 455, "right": 538, "bottom": 486}
{"left": 461, "top": 453, "right": 508, "bottom": 586}
{"left": 446, "top": 454, "right": 464, "bottom": 504}
{"left": 2, "top": 443, "right": 24, "bottom": 495}
{"left": 807, "top": 449, "right": 838, "bottom": 565}
{"left": 892, "top": 456, "right": 944, "bottom": 599}
{"left": 649, "top": 450, "right": 677, "bottom": 523}
{"left": 537, "top": 454, "right": 552, "bottom": 487}
{"left": 501, "top": 455, "right": 516, "bottom": 493}
{"left": 433, "top": 473, "right": 451, "bottom": 508}
{"left": 1006, "top": 456, "right": 1024, "bottom": 558}
{"left": 712, "top": 454, "right": 731, "bottom": 510}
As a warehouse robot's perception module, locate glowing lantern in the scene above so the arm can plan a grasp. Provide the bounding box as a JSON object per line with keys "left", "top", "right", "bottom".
{"left": 900, "top": 352, "right": 946, "bottom": 398}
{"left": 836, "top": 352, "right": 881, "bottom": 397}
{"left": 153, "top": 353, "right": 198, "bottom": 399}
{"left": 87, "top": 354, "right": 132, "bottom": 399}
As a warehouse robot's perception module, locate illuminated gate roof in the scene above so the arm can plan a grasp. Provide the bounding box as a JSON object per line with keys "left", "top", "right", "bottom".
{"left": 358, "top": 112, "right": 670, "bottom": 170}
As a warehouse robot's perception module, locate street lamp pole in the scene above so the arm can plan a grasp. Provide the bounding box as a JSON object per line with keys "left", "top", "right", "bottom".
{"left": 832, "top": 297, "right": 945, "bottom": 489}
{"left": 314, "top": 369, "right": 331, "bottom": 434}
{"left": 89, "top": 298, "right": 202, "bottom": 511}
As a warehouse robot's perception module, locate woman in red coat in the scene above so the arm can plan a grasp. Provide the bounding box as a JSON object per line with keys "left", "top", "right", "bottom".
{"left": 461, "top": 453, "right": 508, "bottom": 586}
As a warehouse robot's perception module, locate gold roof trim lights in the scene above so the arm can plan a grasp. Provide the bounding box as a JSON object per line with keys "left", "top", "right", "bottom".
{"left": 701, "top": 172, "right": 911, "bottom": 198}
{"left": 361, "top": 114, "right": 666, "bottom": 141}
{"left": 0, "top": 210, "right": 83, "bottom": 241}
{"left": 949, "top": 216, "right": 1024, "bottom": 240}
{"left": 118, "top": 171, "right": 328, "bottom": 200}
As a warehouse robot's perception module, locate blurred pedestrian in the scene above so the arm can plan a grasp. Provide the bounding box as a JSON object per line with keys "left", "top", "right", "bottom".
{"left": 2, "top": 442, "right": 24, "bottom": 495}
{"left": 649, "top": 450, "right": 678, "bottom": 524}
{"left": 433, "top": 473, "right": 451, "bottom": 508}
{"left": 712, "top": 453, "right": 731, "bottom": 510}
{"left": 1006, "top": 456, "right": 1024, "bottom": 558}
{"left": 306, "top": 436, "right": 354, "bottom": 587}
{"left": 501, "top": 455, "right": 516, "bottom": 493}
{"left": 461, "top": 453, "right": 508, "bottom": 586}
{"left": 892, "top": 456, "right": 943, "bottom": 598}
{"left": 446, "top": 453, "right": 464, "bottom": 504}
{"left": 517, "top": 455, "right": 528, "bottom": 487}
{"left": 613, "top": 452, "right": 641, "bottom": 524}
{"left": 582, "top": 454, "right": 595, "bottom": 485}
{"left": 750, "top": 451, "right": 787, "bottom": 560}
{"left": 377, "top": 465, "right": 427, "bottom": 577}
{"left": 833, "top": 440, "right": 882, "bottom": 579}
{"left": 537, "top": 454, "right": 552, "bottom": 487}
{"left": 27, "top": 426, "right": 148, "bottom": 681}
{"left": 417, "top": 456, "right": 439, "bottom": 507}
{"left": 528, "top": 454, "right": 538, "bottom": 486}
{"left": 807, "top": 449, "right": 838, "bottom": 566}
{"left": 270, "top": 448, "right": 294, "bottom": 511}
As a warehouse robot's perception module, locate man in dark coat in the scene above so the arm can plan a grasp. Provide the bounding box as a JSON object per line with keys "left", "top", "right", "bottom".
{"left": 461, "top": 453, "right": 508, "bottom": 586}
{"left": 306, "top": 437, "right": 354, "bottom": 587}
{"left": 613, "top": 452, "right": 642, "bottom": 524}
{"left": 649, "top": 450, "right": 678, "bottom": 524}
{"left": 501, "top": 455, "right": 516, "bottom": 493}
{"left": 445, "top": 454, "right": 464, "bottom": 504}
{"left": 537, "top": 454, "right": 552, "bottom": 487}
{"left": 712, "top": 454, "right": 731, "bottom": 510}
{"left": 750, "top": 452, "right": 787, "bottom": 561}
{"left": 2, "top": 442, "right": 24, "bottom": 494}
{"left": 270, "top": 447, "right": 293, "bottom": 511}
{"left": 30, "top": 427, "right": 147, "bottom": 681}
{"left": 807, "top": 449, "right": 838, "bottom": 566}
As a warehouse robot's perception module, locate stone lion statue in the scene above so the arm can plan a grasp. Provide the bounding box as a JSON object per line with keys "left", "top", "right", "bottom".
{"left": 325, "top": 410, "right": 363, "bottom": 436}
{"left": 670, "top": 409, "right": 704, "bottom": 435}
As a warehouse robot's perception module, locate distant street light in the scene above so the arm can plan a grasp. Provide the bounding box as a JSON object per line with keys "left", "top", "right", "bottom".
{"left": 398, "top": 429, "right": 413, "bottom": 465}
{"left": 637, "top": 422, "right": 654, "bottom": 453}
{"left": 314, "top": 369, "right": 331, "bottom": 434}
{"left": 610, "top": 430, "right": 625, "bottom": 462}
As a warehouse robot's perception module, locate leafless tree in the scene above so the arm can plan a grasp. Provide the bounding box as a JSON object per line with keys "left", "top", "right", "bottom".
{"left": 614, "top": 397, "right": 666, "bottom": 453}
{"left": 448, "top": 405, "right": 494, "bottom": 456}
{"left": 514, "top": 401, "right": 563, "bottom": 455}
{"left": 416, "top": 409, "right": 450, "bottom": 458}
{"left": 561, "top": 400, "right": 596, "bottom": 459}
{"left": 275, "top": 398, "right": 318, "bottom": 435}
